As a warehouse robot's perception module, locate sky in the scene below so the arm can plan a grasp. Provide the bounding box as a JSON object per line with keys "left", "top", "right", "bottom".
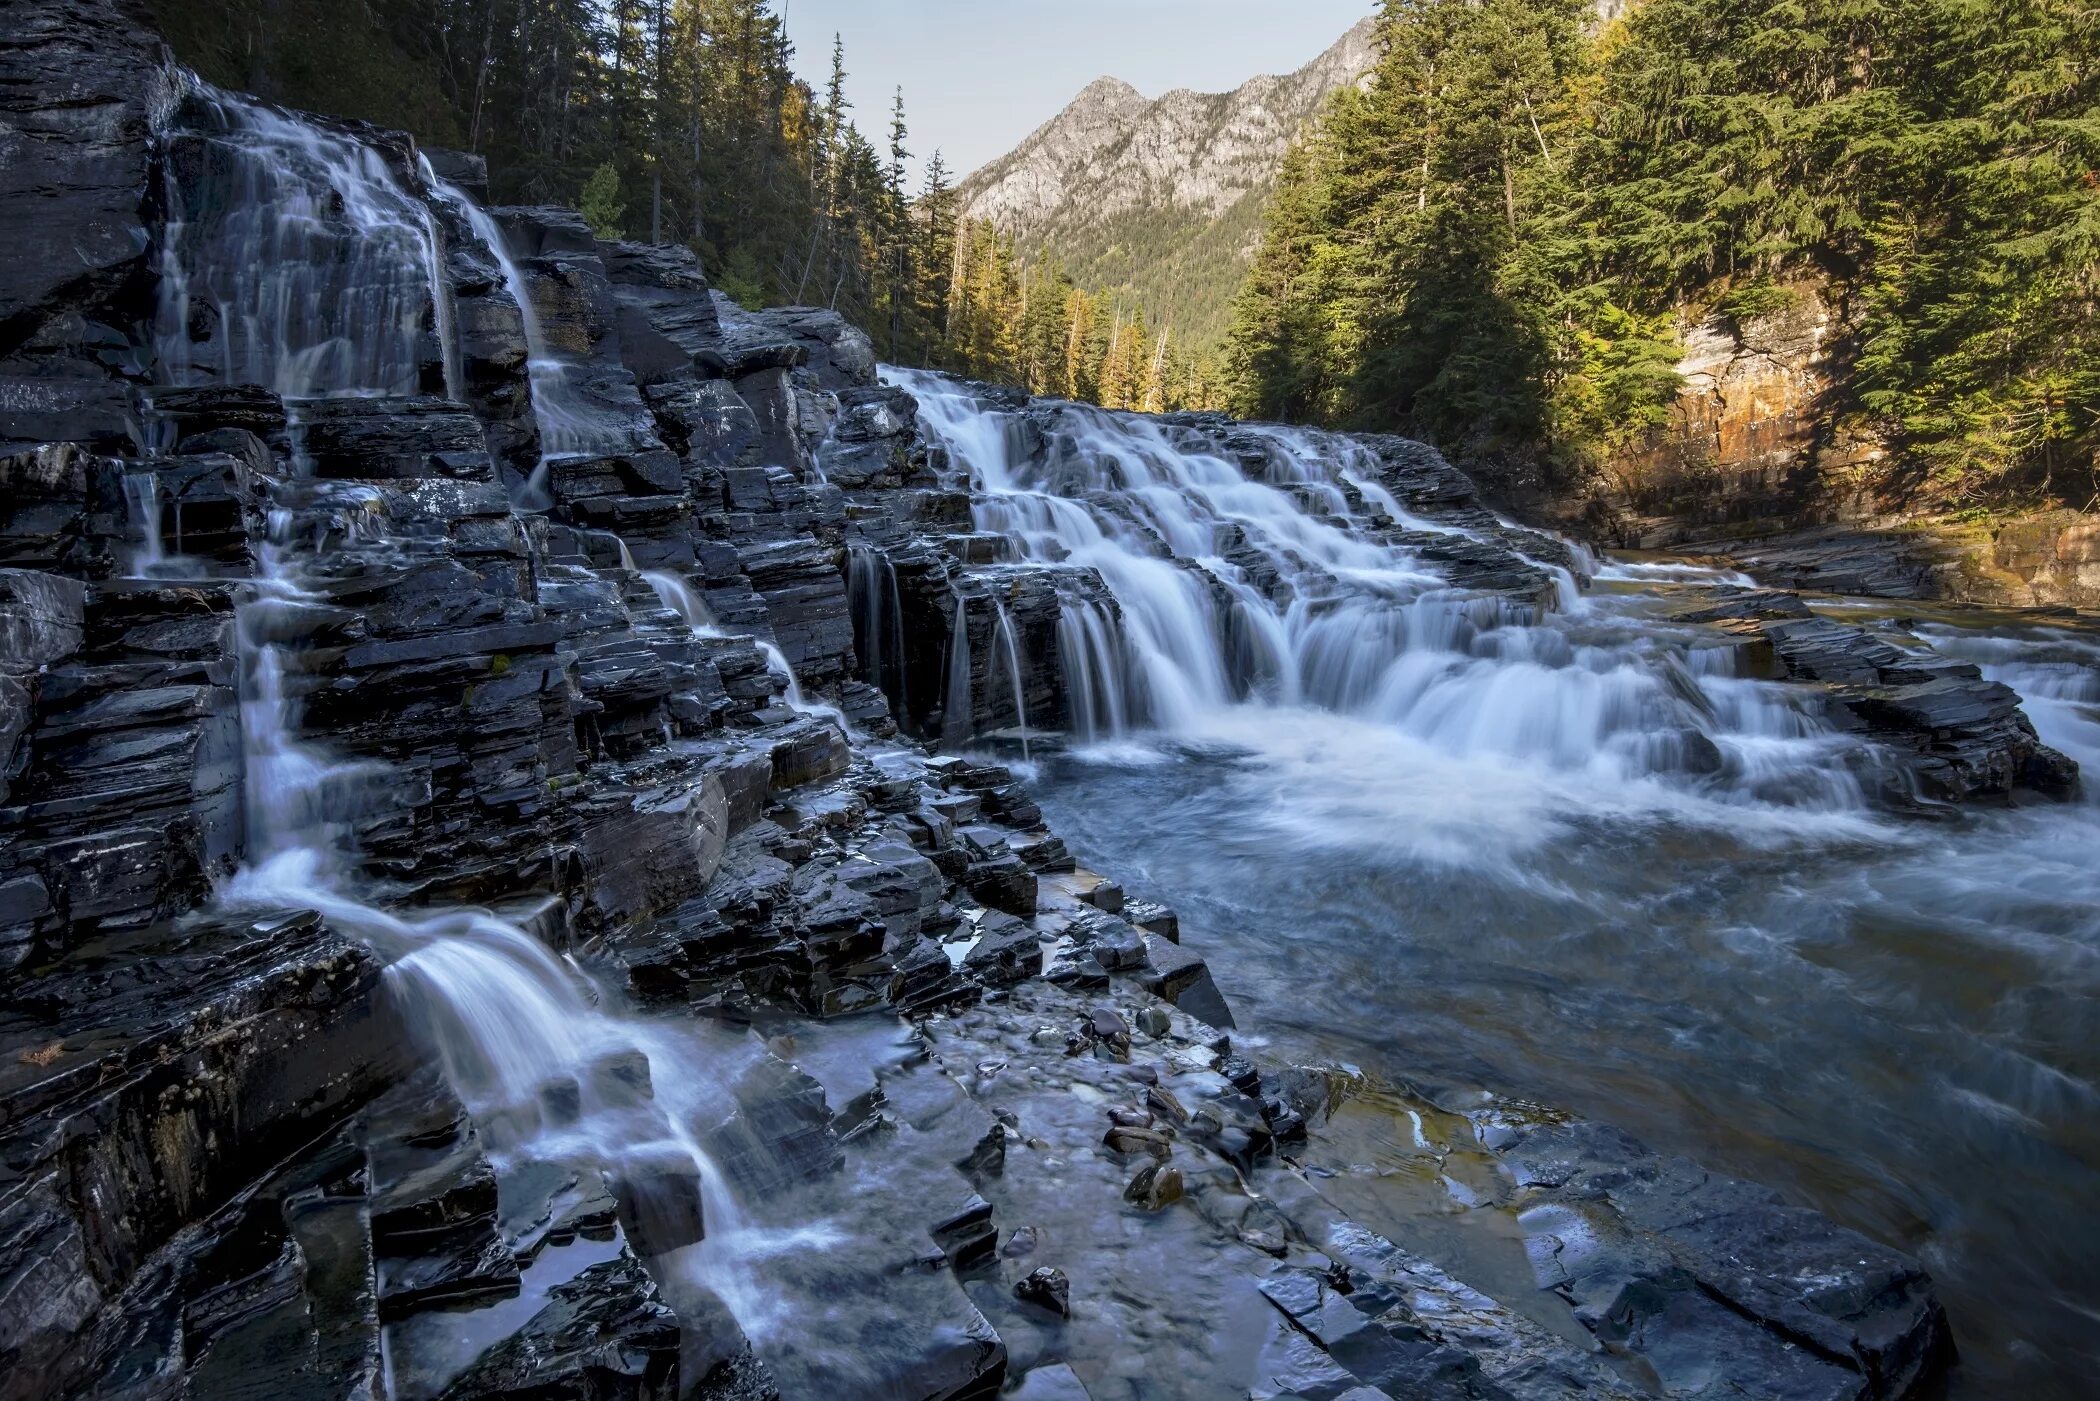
{"left": 780, "top": 0, "right": 1378, "bottom": 185}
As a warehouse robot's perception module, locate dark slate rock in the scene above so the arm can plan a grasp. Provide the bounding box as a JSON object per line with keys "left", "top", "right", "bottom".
{"left": 0, "top": 0, "right": 168, "bottom": 356}
{"left": 0, "top": 376, "right": 139, "bottom": 453}
{"left": 293, "top": 396, "right": 497, "bottom": 480}
{"left": 434, "top": 1254, "right": 681, "bottom": 1401}
{"left": 1141, "top": 937, "right": 1235, "bottom": 1029}
{"left": 1498, "top": 1119, "right": 1951, "bottom": 1399}
{"left": 423, "top": 147, "right": 489, "bottom": 194}
{"left": 963, "top": 911, "right": 1040, "bottom": 987}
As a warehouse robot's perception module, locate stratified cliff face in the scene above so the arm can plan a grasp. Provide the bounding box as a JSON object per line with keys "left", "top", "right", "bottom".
{"left": 956, "top": 18, "right": 1379, "bottom": 344}
{"left": 1603, "top": 288, "right": 2100, "bottom": 611}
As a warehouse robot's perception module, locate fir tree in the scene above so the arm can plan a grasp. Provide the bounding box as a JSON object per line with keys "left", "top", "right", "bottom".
{"left": 579, "top": 161, "right": 627, "bottom": 239}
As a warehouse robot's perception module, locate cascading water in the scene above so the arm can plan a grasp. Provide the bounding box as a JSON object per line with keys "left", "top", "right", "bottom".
{"left": 155, "top": 77, "right": 457, "bottom": 401}
{"left": 1056, "top": 595, "right": 1128, "bottom": 745}
{"left": 644, "top": 569, "right": 722, "bottom": 638}
{"left": 645, "top": 553, "right": 846, "bottom": 730}
{"left": 123, "top": 472, "right": 167, "bottom": 576}
{"left": 1915, "top": 622, "right": 2100, "bottom": 787}
{"left": 427, "top": 173, "right": 624, "bottom": 509}
{"left": 846, "top": 545, "right": 909, "bottom": 714}
{"left": 942, "top": 593, "right": 973, "bottom": 744}
{"left": 221, "top": 491, "right": 767, "bottom": 1339}
{"left": 989, "top": 594, "right": 1032, "bottom": 761}
{"left": 886, "top": 367, "right": 1863, "bottom": 817}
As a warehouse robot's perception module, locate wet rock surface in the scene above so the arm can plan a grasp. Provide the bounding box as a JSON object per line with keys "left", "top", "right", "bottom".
{"left": 0, "top": 3, "right": 2014, "bottom": 1397}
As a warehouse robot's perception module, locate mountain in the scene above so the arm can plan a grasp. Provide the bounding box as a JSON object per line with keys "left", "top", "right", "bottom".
{"left": 957, "top": 16, "right": 1380, "bottom": 350}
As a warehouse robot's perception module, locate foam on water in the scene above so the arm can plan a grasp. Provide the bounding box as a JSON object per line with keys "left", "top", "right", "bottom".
{"left": 886, "top": 368, "right": 1874, "bottom": 849}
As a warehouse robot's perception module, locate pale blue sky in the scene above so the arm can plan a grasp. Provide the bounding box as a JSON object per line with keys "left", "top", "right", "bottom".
{"left": 780, "top": 0, "right": 1378, "bottom": 185}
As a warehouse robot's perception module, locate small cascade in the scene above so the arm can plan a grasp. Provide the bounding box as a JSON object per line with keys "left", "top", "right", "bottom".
{"left": 1917, "top": 623, "right": 2100, "bottom": 792}
{"left": 754, "top": 639, "right": 849, "bottom": 730}
{"left": 1056, "top": 597, "right": 1129, "bottom": 744}
{"left": 846, "top": 545, "right": 909, "bottom": 715}
{"left": 428, "top": 175, "right": 624, "bottom": 509}
{"left": 643, "top": 569, "right": 721, "bottom": 637}
{"left": 588, "top": 528, "right": 639, "bottom": 574}
{"left": 989, "top": 593, "right": 1032, "bottom": 761}
{"left": 645, "top": 563, "right": 846, "bottom": 730}
{"left": 122, "top": 468, "right": 212, "bottom": 580}
{"left": 155, "top": 77, "right": 456, "bottom": 400}
{"left": 124, "top": 472, "right": 166, "bottom": 576}
{"left": 942, "top": 593, "right": 973, "bottom": 744}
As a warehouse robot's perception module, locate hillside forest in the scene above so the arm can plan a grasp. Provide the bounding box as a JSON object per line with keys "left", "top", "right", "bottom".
{"left": 1225, "top": 0, "right": 2100, "bottom": 509}
{"left": 150, "top": 0, "right": 2100, "bottom": 507}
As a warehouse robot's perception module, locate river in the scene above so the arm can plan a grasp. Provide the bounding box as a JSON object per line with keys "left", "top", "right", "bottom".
{"left": 1027, "top": 581, "right": 2100, "bottom": 1400}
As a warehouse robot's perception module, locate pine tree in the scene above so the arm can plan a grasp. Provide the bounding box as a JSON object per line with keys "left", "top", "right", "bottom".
{"left": 579, "top": 161, "right": 627, "bottom": 239}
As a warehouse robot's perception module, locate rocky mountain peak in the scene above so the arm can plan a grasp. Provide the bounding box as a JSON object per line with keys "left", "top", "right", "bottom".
{"left": 961, "top": 16, "right": 1378, "bottom": 231}
{"left": 955, "top": 16, "right": 1381, "bottom": 346}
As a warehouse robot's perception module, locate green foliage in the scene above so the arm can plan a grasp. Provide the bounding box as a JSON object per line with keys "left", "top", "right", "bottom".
{"left": 1226, "top": 0, "right": 1622, "bottom": 483}
{"left": 146, "top": 0, "right": 463, "bottom": 147}
{"left": 1713, "top": 280, "right": 1799, "bottom": 324}
{"left": 578, "top": 163, "right": 626, "bottom": 240}
{"left": 151, "top": 1, "right": 927, "bottom": 334}
{"left": 1228, "top": 0, "right": 2100, "bottom": 507}
{"left": 915, "top": 206, "right": 1222, "bottom": 411}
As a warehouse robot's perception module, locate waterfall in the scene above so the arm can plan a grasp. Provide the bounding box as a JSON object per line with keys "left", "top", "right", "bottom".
{"left": 155, "top": 77, "right": 456, "bottom": 400}
{"left": 846, "top": 545, "right": 909, "bottom": 715}
{"left": 643, "top": 569, "right": 721, "bottom": 637}
{"left": 943, "top": 593, "right": 973, "bottom": 744}
{"left": 753, "top": 638, "right": 850, "bottom": 729}
{"left": 1057, "top": 597, "right": 1129, "bottom": 743}
{"left": 646, "top": 566, "right": 846, "bottom": 731}
{"left": 990, "top": 593, "right": 1031, "bottom": 761}
{"left": 147, "top": 90, "right": 770, "bottom": 1341}
{"left": 886, "top": 367, "right": 1870, "bottom": 810}
{"left": 124, "top": 473, "right": 166, "bottom": 576}
{"left": 428, "top": 175, "right": 622, "bottom": 509}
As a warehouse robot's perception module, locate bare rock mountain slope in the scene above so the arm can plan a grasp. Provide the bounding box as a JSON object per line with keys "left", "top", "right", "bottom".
{"left": 958, "top": 16, "right": 1379, "bottom": 347}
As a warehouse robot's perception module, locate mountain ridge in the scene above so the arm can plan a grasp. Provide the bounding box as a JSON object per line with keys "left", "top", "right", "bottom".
{"left": 956, "top": 16, "right": 1381, "bottom": 348}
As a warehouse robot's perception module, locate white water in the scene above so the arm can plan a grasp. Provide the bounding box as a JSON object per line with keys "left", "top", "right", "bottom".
{"left": 641, "top": 565, "right": 848, "bottom": 734}
{"left": 989, "top": 595, "right": 1032, "bottom": 761}
{"left": 885, "top": 369, "right": 1872, "bottom": 838}
{"left": 1915, "top": 623, "right": 2100, "bottom": 794}
{"left": 123, "top": 472, "right": 168, "bottom": 576}
{"left": 943, "top": 592, "right": 973, "bottom": 744}
{"left": 643, "top": 569, "right": 721, "bottom": 637}
{"left": 428, "top": 175, "right": 624, "bottom": 509}
{"left": 846, "top": 545, "right": 909, "bottom": 713}
{"left": 149, "top": 86, "right": 784, "bottom": 1345}
{"left": 155, "top": 78, "right": 456, "bottom": 401}
{"left": 221, "top": 481, "right": 783, "bottom": 1346}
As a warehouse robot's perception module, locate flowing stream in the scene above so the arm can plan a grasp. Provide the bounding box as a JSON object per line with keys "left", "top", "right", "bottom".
{"left": 892, "top": 371, "right": 2100, "bottom": 1400}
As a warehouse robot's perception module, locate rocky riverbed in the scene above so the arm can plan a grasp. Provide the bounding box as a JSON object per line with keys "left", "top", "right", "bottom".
{"left": 2, "top": 3, "right": 2085, "bottom": 1398}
